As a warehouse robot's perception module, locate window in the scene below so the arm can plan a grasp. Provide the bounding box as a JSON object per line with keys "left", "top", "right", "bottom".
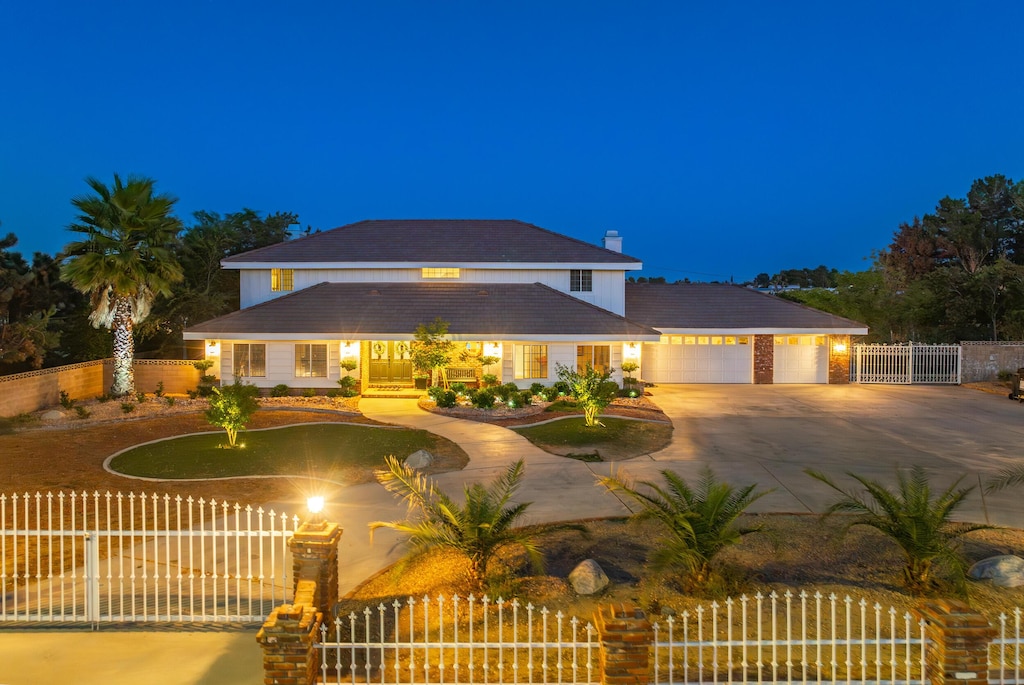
{"left": 576, "top": 345, "right": 610, "bottom": 374}
{"left": 422, "top": 267, "right": 461, "bottom": 279}
{"left": 514, "top": 344, "right": 548, "bottom": 379}
{"left": 295, "top": 343, "right": 327, "bottom": 377}
{"left": 233, "top": 344, "right": 266, "bottom": 377}
{"left": 570, "top": 269, "right": 593, "bottom": 292}
{"left": 271, "top": 268, "right": 294, "bottom": 292}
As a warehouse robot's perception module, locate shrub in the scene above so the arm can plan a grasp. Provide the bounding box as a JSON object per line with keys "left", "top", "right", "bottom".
{"left": 186, "top": 389, "right": 198, "bottom": 400}
{"left": 338, "top": 376, "right": 358, "bottom": 392}
{"left": 270, "top": 384, "right": 291, "bottom": 397}
{"left": 135, "top": 391, "right": 147, "bottom": 403}
{"left": 998, "top": 370, "right": 1015, "bottom": 382}
{"left": 97, "top": 393, "right": 112, "bottom": 403}
{"left": 59, "top": 390, "right": 76, "bottom": 409}
{"left": 481, "top": 373, "right": 498, "bottom": 387}
{"left": 427, "top": 386, "right": 448, "bottom": 403}
{"left": 340, "top": 358, "right": 359, "bottom": 373}
{"left": 450, "top": 382, "right": 468, "bottom": 396}
{"left": 435, "top": 390, "right": 458, "bottom": 408}
{"left": 326, "top": 388, "right": 341, "bottom": 398}
{"left": 74, "top": 406, "right": 91, "bottom": 419}
{"left": 120, "top": 402, "right": 135, "bottom": 414}
{"left": 165, "top": 396, "right": 176, "bottom": 407}
{"left": 494, "top": 383, "right": 518, "bottom": 403}
{"left": 529, "top": 383, "right": 545, "bottom": 396}
{"left": 518, "top": 390, "right": 534, "bottom": 406}
{"left": 472, "top": 389, "right": 496, "bottom": 409}
{"left": 154, "top": 381, "right": 165, "bottom": 398}
{"left": 302, "top": 388, "right": 316, "bottom": 398}
{"left": 552, "top": 380, "right": 571, "bottom": 397}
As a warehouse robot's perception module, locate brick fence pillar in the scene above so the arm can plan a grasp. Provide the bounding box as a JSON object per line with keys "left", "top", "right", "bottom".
{"left": 289, "top": 521, "right": 343, "bottom": 618}
{"left": 593, "top": 602, "right": 653, "bottom": 685}
{"left": 914, "top": 599, "right": 995, "bottom": 685}
{"left": 753, "top": 334, "right": 774, "bottom": 384}
{"left": 828, "top": 335, "right": 851, "bottom": 384}
{"left": 256, "top": 579, "right": 322, "bottom": 685}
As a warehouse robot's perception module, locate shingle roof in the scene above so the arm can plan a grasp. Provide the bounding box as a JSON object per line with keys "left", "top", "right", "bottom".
{"left": 625, "top": 283, "right": 868, "bottom": 332}
{"left": 221, "top": 220, "right": 642, "bottom": 265}
{"left": 185, "top": 282, "right": 660, "bottom": 339}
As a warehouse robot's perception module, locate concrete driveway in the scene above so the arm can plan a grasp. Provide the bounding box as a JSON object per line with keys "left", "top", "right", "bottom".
{"left": 632, "top": 384, "right": 1024, "bottom": 527}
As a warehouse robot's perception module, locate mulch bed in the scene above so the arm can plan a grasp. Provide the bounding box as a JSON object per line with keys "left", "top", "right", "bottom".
{"left": 419, "top": 394, "right": 670, "bottom": 427}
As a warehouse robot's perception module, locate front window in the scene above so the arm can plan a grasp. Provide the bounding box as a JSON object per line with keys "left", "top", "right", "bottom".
{"left": 576, "top": 345, "right": 610, "bottom": 374}
{"left": 514, "top": 344, "right": 548, "bottom": 379}
{"left": 295, "top": 343, "right": 328, "bottom": 377}
{"left": 234, "top": 344, "right": 266, "bottom": 377}
{"left": 422, "top": 267, "right": 461, "bottom": 279}
{"left": 570, "top": 269, "right": 593, "bottom": 292}
{"left": 271, "top": 268, "right": 294, "bottom": 292}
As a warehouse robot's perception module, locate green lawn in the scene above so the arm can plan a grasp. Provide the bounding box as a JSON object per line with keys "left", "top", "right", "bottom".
{"left": 512, "top": 417, "right": 672, "bottom": 461}
{"left": 108, "top": 423, "right": 466, "bottom": 480}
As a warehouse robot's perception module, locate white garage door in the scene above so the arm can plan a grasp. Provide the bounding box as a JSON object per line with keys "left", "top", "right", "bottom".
{"left": 773, "top": 335, "right": 828, "bottom": 383}
{"left": 643, "top": 335, "right": 753, "bottom": 383}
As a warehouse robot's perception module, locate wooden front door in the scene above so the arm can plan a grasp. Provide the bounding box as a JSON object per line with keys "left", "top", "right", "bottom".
{"left": 368, "top": 341, "right": 413, "bottom": 385}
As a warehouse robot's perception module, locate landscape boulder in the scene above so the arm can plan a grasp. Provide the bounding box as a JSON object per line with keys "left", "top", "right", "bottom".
{"left": 969, "top": 555, "right": 1024, "bottom": 587}
{"left": 404, "top": 449, "right": 434, "bottom": 469}
{"left": 40, "top": 410, "right": 65, "bottom": 421}
{"left": 569, "top": 559, "right": 609, "bottom": 595}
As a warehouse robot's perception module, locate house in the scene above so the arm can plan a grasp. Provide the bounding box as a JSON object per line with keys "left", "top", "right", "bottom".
{"left": 183, "top": 220, "right": 867, "bottom": 389}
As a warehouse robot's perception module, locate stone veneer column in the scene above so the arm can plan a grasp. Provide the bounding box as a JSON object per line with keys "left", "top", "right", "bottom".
{"left": 593, "top": 602, "right": 653, "bottom": 685}
{"left": 914, "top": 599, "right": 995, "bottom": 685}
{"left": 753, "top": 334, "right": 774, "bottom": 384}
{"left": 289, "top": 521, "right": 343, "bottom": 619}
{"left": 828, "top": 335, "right": 851, "bottom": 384}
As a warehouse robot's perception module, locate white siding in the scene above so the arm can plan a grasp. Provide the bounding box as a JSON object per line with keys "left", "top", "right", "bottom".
{"left": 501, "top": 341, "right": 625, "bottom": 388}
{"left": 220, "top": 339, "right": 339, "bottom": 389}
{"left": 238, "top": 267, "right": 628, "bottom": 313}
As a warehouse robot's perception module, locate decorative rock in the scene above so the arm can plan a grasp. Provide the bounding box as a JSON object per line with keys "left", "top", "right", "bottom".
{"left": 569, "top": 559, "right": 609, "bottom": 595}
{"left": 969, "top": 555, "right": 1024, "bottom": 587}
{"left": 40, "top": 410, "right": 65, "bottom": 421}
{"left": 404, "top": 449, "right": 434, "bottom": 469}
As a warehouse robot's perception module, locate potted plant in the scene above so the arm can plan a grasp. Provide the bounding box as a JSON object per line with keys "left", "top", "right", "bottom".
{"left": 414, "top": 373, "right": 430, "bottom": 390}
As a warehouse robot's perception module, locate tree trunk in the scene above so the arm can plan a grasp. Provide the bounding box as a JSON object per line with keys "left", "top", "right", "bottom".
{"left": 110, "top": 296, "right": 136, "bottom": 397}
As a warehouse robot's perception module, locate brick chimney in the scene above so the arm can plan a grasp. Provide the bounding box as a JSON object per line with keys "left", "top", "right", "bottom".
{"left": 603, "top": 230, "right": 622, "bottom": 253}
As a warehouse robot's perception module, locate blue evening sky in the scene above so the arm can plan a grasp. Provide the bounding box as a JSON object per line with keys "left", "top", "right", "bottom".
{"left": 2, "top": 1, "right": 1022, "bottom": 282}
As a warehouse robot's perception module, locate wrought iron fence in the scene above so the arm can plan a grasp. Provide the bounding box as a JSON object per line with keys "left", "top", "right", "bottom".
{"left": 852, "top": 344, "right": 961, "bottom": 384}
{"left": 0, "top": 490, "right": 297, "bottom": 623}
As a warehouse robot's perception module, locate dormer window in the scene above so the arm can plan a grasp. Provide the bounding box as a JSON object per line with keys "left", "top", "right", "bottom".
{"left": 570, "top": 269, "right": 592, "bottom": 292}
{"left": 422, "top": 267, "right": 461, "bottom": 279}
{"left": 271, "top": 268, "right": 294, "bottom": 291}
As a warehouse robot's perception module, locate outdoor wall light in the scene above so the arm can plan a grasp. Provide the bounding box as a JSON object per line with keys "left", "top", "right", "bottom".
{"left": 833, "top": 342, "right": 848, "bottom": 354}
{"left": 484, "top": 342, "right": 502, "bottom": 358}
{"left": 623, "top": 342, "right": 640, "bottom": 360}
{"left": 206, "top": 340, "right": 221, "bottom": 356}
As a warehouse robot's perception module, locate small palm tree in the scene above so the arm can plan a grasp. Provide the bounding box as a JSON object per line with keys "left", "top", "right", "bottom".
{"left": 61, "top": 174, "right": 183, "bottom": 396}
{"left": 370, "top": 456, "right": 583, "bottom": 590}
{"left": 807, "top": 466, "right": 991, "bottom": 594}
{"left": 598, "top": 467, "right": 769, "bottom": 591}
{"left": 985, "top": 465, "right": 1024, "bottom": 493}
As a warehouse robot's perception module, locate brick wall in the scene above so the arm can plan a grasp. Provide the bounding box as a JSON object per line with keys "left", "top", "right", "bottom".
{"left": 0, "top": 359, "right": 200, "bottom": 417}
{"left": 753, "top": 334, "right": 773, "bottom": 384}
{"left": 960, "top": 342, "right": 1024, "bottom": 383}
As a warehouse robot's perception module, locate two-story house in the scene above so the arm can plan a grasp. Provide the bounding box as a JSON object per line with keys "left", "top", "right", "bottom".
{"left": 183, "top": 219, "right": 867, "bottom": 389}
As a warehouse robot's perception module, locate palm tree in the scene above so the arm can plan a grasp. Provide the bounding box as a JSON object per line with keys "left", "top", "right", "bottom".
{"left": 370, "top": 456, "right": 583, "bottom": 590}
{"left": 598, "top": 467, "right": 769, "bottom": 591}
{"left": 806, "top": 466, "right": 991, "bottom": 593}
{"left": 985, "top": 465, "right": 1024, "bottom": 493}
{"left": 61, "top": 175, "right": 183, "bottom": 396}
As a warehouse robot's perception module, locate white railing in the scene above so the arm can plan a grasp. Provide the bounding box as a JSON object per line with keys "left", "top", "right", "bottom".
{"left": 654, "top": 591, "right": 927, "bottom": 684}
{"left": 853, "top": 344, "right": 961, "bottom": 384}
{"left": 318, "top": 594, "right": 597, "bottom": 685}
{"left": 0, "top": 490, "right": 297, "bottom": 623}
{"left": 994, "top": 608, "right": 1024, "bottom": 685}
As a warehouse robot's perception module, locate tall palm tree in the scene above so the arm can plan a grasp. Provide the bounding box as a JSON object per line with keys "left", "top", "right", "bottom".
{"left": 371, "top": 456, "right": 584, "bottom": 590}
{"left": 61, "top": 175, "right": 183, "bottom": 396}
{"left": 598, "top": 467, "right": 769, "bottom": 591}
{"left": 807, "top": 465, "right": 991, "bottom": 593}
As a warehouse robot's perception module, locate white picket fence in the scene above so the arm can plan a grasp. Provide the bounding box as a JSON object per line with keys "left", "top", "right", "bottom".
{"left": 318, "top": 592, "right": 1024, "bottom": 685}
{"left": 852, "top": 343, "right": 962, "bottom": 384}
{"left": 319, "top": 594, "right": 597, "bottom": 684}
{"left": 0, "top": 490, "right": 297, "bottom": 623}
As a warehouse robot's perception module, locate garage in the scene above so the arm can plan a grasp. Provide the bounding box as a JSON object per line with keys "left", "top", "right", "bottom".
{"left": 773, "top": 335, "right": 828, "bottom": 383}
{"left": 643, "top": 334, "right": 753, "bottom": 383}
